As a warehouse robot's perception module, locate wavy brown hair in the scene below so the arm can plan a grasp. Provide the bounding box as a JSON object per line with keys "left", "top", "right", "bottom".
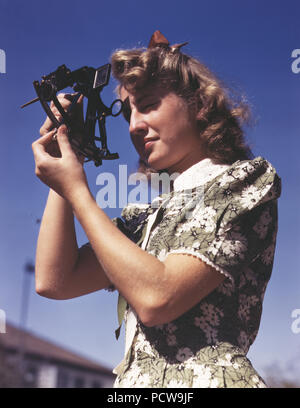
{"left": 111, "top": 45, "right": 253, "bottom": 174}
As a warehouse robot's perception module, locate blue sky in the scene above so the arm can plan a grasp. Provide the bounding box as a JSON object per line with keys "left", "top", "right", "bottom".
{"left": 0, "top": 0, "right": 299, "bottom": 382}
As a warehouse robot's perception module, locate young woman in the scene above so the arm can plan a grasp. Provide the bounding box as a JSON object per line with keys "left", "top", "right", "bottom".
{"left": 32, "top": 31, "right": 281, "bottom": 388}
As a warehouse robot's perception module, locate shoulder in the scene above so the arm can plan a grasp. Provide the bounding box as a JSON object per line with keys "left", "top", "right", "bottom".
{"left": 205, "top": 156, "right": 281, "bottom": 208}
{"left": 216, "top": 156, "right": 280, "bottom": 189}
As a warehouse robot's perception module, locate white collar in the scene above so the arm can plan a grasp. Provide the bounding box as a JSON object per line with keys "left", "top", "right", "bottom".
{"left": 173, "top": 158, "right": 230, "bottom": 192}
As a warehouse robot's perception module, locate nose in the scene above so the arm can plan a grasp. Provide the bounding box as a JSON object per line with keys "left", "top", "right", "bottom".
{"left": 129, "top": 110, "right": 148, "bottom": 138}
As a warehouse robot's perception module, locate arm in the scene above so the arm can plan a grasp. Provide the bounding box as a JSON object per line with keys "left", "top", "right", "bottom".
{"left": 35, "top": 188, "right": 113, "bottom": 300}
{"left": 34, "top": 94, "right": 112, "bottom": 300}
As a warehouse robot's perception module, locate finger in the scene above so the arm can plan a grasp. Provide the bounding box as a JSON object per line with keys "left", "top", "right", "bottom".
{"left": 41, "top": 94, "right": 84, "bottom": 135}
{"left": 40, "top": 99, "right": 65, "bottom": 135}
{"left": 34, "top": 128, "right": 57, "bottom": 147}
{"left": 51, "top": 93, "right": 73, "bottom": 108}
{"left": 56, "top": 125, "right": 75, "bottom": 157}
{"left": 55, "top": 93, "right": 80, "bottom": 110}
{"left": 65, "top": 93, "right": 84, "bottom": 123}
{"left": 60, "top": 93, "right": 76, "bottom": 104}
{"left": 40, "top": 114, "right": 62, "bottom": 135}
{"left": 40, "top": 94, "right": 72, "bottom": 135}
{"left": 32, "top": 129, "right": 57, "bottom": 160}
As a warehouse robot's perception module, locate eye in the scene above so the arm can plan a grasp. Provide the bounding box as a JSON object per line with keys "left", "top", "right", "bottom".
{"left": 140, "top": 101, "right": 158, "bottom": 112}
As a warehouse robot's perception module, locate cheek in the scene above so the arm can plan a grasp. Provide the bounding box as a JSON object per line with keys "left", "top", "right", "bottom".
{"left": 130, "top": 134, "right": 145, "bottom": 157}
{"left": 163, "top": 116, "right": 191, "bottom": 144}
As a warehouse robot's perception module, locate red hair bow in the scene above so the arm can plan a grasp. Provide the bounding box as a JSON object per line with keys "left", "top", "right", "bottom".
{"left": 148, "top": 30, "right": 188, "bottom": 52}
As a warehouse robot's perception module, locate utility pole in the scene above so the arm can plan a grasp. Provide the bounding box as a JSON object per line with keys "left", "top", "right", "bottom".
{"left": 18, "top": 260, "right": 35, "bottom": 385}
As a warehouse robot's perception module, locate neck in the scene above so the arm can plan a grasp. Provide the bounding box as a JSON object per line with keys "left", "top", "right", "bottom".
{"left": 166, "top": 151, "right": 208, "bottom": 175}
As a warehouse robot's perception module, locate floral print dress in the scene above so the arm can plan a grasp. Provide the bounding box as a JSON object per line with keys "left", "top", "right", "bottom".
{"left": 108, "top": 157, "right": 281, "bottom": 388}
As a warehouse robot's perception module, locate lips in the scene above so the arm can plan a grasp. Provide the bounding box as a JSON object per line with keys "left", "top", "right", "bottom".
{"left": 143, "top": 136, "right": 159, "bottom": 149}
{"left": 144, "top": 136, "right": 159, "bottom": 144}
{"left": 144, "top": 140, "right": 158, "bottom": 154}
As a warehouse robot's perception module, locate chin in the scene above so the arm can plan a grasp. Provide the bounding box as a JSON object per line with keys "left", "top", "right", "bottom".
{"left": 146, "top": 154, "right": 170, "bottom": 172}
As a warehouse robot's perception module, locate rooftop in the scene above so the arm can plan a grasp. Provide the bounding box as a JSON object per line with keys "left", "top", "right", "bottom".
{"left": 0, "top": 322, "right": 114, "bottom": 376}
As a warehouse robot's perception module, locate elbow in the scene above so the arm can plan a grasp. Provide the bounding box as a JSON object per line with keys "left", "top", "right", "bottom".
{"left": 35, "top": 282, "right": 62, "bottom": 300}
{"left": 140, "top": 309, "right": 169, "bottom": 328}
{"left": 138, "top": 298, "right": 171, "bottom": 328}
{"left": 35, "top": 285, "right": 50, "bottom": 298}
{"left": 35, "top": 284, "right": 51, "bottom": 299}
{"left": 35, "top": 270, "right": 66, "bottom": 300}
{"left": 36, "top": 284, "right": 67, "bottom": 300}
{"left": 35, "top": 275, "right": 48, "bottom": 298}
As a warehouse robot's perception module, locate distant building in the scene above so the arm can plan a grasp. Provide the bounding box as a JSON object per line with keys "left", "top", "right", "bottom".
{"left": 0, "top": 322, "right": 116, "bottom": 388}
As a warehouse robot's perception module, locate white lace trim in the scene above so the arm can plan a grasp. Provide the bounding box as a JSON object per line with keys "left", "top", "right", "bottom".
{"left": 173, "top": 158, "right": 230, "bottom": 192}
{"left": 167, "top": 249, "right": 234, "bottom": 285}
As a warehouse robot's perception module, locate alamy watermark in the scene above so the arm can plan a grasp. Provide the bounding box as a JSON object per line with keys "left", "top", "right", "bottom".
{"left": 0, "top": 49, "right": 6, "bottom": 74}
{"left": 95, "top": 165, "right": 205, "bottom": 218}
{"left": 0, "top": 309, "right": 6, "bottom": 333}
{"left": 95, "top": 165, "right": 180, "bottom": 209}
{"left": 291, "top": 309, "right": 300, "bottom": 334}
{"left": 291, "top": 49, "right": 300, "bottom": 73}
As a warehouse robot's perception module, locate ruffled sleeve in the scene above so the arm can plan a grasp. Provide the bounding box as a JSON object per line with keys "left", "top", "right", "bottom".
{"left": 147, "top": 157, "right": 281, "bottom": 286}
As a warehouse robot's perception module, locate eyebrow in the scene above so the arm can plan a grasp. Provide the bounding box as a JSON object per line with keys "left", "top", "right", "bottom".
{"left": 121, "top": 93, "right": 155, "bottom": 111}
{"left": 135, "top": 93, "right": 154, "bottom": 105}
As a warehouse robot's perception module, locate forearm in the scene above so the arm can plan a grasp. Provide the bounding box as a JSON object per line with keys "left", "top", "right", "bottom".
{"left": 70, "top": 186, "right": 167, "bottom": 318}
{"left": 35, "top": 188, "right": 79, "bottom": 295}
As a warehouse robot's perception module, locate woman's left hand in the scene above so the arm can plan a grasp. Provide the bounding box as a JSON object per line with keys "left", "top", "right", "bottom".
{"left": 32, "top": 124, "right": 89, "bottom": 204}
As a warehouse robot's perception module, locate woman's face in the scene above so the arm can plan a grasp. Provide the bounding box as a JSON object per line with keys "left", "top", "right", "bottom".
{"left": 120, "top": 86, "right": 206, "bottom": 174}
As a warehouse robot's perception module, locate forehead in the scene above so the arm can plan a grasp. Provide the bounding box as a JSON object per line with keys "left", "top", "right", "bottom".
{"left": 119, "top": 85, "right": 169, "bottom": 105}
